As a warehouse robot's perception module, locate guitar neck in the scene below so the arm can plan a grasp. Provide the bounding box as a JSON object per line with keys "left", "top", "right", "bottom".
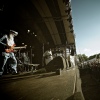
{"left": 0, "top": 41, "right": 26, "bottom": 49}
{"left": 14, "top": 46, "right": 26, "bottom": 49}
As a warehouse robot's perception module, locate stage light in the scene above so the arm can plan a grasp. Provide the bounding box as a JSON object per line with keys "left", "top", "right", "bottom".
{"left": 27, "top": 30, "right": 30, "bottom": 33}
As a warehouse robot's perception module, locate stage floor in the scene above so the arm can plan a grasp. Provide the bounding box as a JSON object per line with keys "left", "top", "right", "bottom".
{"left": 0, "top": 68, "right": 76, "bottom": 100}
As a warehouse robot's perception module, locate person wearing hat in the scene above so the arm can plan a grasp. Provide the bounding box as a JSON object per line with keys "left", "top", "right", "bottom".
{"left": 0, "top": 30, "right": 18, "bottom": 76}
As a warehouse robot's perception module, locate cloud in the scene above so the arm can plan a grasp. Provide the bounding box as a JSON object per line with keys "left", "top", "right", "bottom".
{"left": 76, "top": 48, "right": 91, "bottom": 57}
{"left": 76, "top": 48, "right": 90, "bottom": 56}
{"left": 76, "top": 48, "right": 100, "bottom": 57}
{"left": 83, "top": 48, "right": 91, "bottom": 52}
{"left": 83, "top": 49, "right": 100, "bottom": 57}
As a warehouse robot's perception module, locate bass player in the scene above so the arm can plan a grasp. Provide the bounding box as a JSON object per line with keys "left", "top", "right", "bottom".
{"left": 0, "top": 30, "right": 18, "bottom": 76}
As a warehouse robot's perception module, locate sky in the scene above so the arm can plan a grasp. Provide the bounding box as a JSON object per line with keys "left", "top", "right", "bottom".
{"left": 71, "top": 0, "right": 100, "bottom": 57}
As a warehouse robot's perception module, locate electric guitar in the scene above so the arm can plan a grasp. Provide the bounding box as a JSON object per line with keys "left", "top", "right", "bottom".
{"left": 0, "top": 41, "right": 27, "bottom": 53}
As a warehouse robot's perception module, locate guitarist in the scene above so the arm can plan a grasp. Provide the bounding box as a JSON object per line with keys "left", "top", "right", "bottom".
{"left": 0, "top": 30, "right": 18, "bottom": 76}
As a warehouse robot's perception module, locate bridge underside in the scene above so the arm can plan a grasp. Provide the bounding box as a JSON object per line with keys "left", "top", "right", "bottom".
{"left": 0, "top": 0, "right": 75, "bottom": 48}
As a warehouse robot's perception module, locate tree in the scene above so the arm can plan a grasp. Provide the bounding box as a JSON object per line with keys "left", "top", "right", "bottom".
{"left": 82, "top": 54, "right": 88, "bottom": 61}
{"left": 77, "top": 54, "right": 88, "bottom": 62}
{"left": 88, "top": 53, "right": 100, "bottom": 60}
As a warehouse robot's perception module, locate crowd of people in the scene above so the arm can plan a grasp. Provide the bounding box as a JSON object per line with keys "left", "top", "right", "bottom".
{"left": 78, "top": 60, "right": 100, "bottom": 81}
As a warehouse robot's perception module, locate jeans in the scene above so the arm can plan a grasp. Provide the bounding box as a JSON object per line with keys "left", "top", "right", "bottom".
{"left": 0, "top": 52, "right": 17, "bottom": 75}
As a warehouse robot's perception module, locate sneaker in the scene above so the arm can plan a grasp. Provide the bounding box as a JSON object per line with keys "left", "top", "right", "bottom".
{"left": 12, "top": 71, "right": 18, "bottom": 75}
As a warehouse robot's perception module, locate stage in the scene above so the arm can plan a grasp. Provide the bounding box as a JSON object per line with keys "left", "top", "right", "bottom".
{"left": 0, "top": 67, "right": 84, "bottom": 100}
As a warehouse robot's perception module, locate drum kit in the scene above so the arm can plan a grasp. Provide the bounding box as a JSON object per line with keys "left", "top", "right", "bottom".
{"left": 14, "top": 45, "right": 30, "bottom": 73}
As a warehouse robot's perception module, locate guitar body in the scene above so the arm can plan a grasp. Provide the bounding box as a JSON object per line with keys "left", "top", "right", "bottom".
{"left": 0, "top": 41, "right": 26, "bottom": 53}
{"left": 5, "top": 45, "right": 15, "bottom": 53}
